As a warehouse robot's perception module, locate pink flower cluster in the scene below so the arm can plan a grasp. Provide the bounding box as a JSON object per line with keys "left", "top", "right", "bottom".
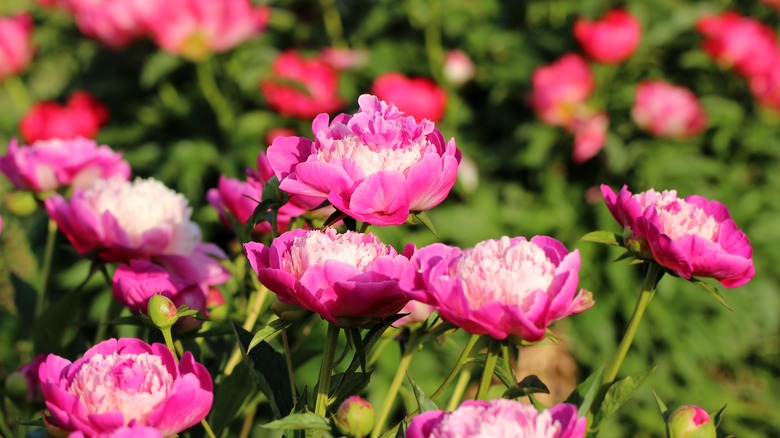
{"left": 697, "top": 11, "right": 780, "bottom": 112}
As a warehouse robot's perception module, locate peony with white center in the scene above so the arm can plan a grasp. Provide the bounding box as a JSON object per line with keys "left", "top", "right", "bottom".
{"left": 429, "top": 400, "right": 564, "bottom": 438}
{"left": 316, "top": 134, "right": 431, "bottom": 176}
{"left": 633, "top": 189, "right": 720, "bottom": 241}
{"left": 67, "top": 352, "right": 173, "bottom": 425}
{"left": 458, "top": 237, "right": 556, "bottom": 310}
{"left": 284, "top": 230, "right": 389, "bottom": 281}
{"left": 85, "top": 177, "right": 201, "bottom": 255}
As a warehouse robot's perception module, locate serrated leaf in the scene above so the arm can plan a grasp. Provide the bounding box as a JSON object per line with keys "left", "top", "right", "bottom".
{"left": 689, "top": 278, "right": 733, "bottom": 311}
{"left": 591, "top": 367, "right": 656, "bottom": 431}
{"left": 261, "top": 413, "right": 332, "bottom": 430}
{"left": 248, "top": 319, "right": 293, "bottom": 354}
{"left": 503, "top": 375, "right": 550, "bottom": 399}
{"left": 413, "top": 211, "right": 439, "bottom": 238}
{"left": 408, "top": 373, "right": 439, "bottom": 412}
{"left": 578, "top": 231, "right": 624, "bottom": 247}
{"left": 565, "top": 364, "right": 605, "bottom": 417}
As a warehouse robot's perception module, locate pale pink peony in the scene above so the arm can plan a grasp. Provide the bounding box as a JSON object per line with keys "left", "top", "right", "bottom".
{"left": 39, "top": 338, "right": 212, "bottom": 437}
{"left": 147, "top": 0, "right": 269, "bottom": 61}
{"left": 571, "top": 111, "right": 609, "bottom": 163}
{"left": 20, "top": 90, "right": 110, "bottom": 143}
{"left": 443, "top": 49, "right": 476, "bottom": 87}
{"left": 400, "top": 236, "right": 591, "bottom": 342}
{"left": 371, "top": 72, "right": 448, "bottom": 123}
{"left": 601, "top": 185, "right": 755, "bottom": 288}
{"left": 407, "top": 399, "right": 586, "bottom": 438}
{"left": 632, "top": 80, "right": 707, "bottom": 139}
{"left": 531, "top": 54, "right": 595, "bottom": 127}
{"left": 574, "top": 9, "right": 641, "bottom": 64}
{"left": 45, "top": 177, "right": 203, "bottom": 261}
{"left": 66, "top": 0, "right": 162, "bottom": 48}
{"left": 267, "top": 94, "right": 461, "bottom": 226}
{"left": 696, "top": 12, "right": 780, "bottom": 78}
{"left": 0, "top": 14, "right": 34, "bottom": 82}
{"left": 259, "top": 50, "right": 344, "bottom": 119}
{"left": 0, "top": 137, "right": 130, "bottom": 193}
{"left": 244, "top": 228, "right": 413, "bottom": 327}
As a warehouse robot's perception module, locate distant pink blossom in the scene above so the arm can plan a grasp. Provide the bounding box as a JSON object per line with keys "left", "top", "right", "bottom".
{"left": 39, "top": 338, "right": 212, "bottom": 437}
{"left": 632, "top": 80, "right": 707, "bottom": 139}
{"left": 17, "top": 353, "right": 47, "bottom": 403}
{"left": 147, "top": 0, "right": 269, "bottom": 61}
{"left": 531, "top": 54, "right": 595, "bottom": 127}
{"left": 322, "top": 47, "right": 369, "bottom": 70}
{"left": 260, "top": 50, "right": 344, "bottom": 119}
{"left": 20, "top": 90, "right": 110, "bottom": 143}
{"left": 0, "top": 14, "right": 34, "bottom": 82}
{"left": 443, "top": 50, "right": 475, "bottom": 87}
{"left": 571, "top": 111, "right": 608, "bottom": 163}
{"left": 0, "top": 137, "right": 130, "bottom": 193}
{"left": 66, "top": 0, "right": 161, "bottom": 48}
{"left": 601, "top": 185, "right": 755, "bottom": 288}
{"left": 407, "top": 399, "right": 586, "bottom": 438}
{"left": 574, "top": 9, "right": 641, "bottom": 64}
{"left": 371, "top": 73, "right": 447, "bottom": 123}
{"left": 267, "top": 94, "right": 461, "bottom": 226}
{"left": 401, "top": 236, "right": 592, "bottom": 342}
{"left": 696, "top": 12, "right": 780, "bottom": 78}
{"left": 245, "top": 228, "right": 413, "bottom": 327}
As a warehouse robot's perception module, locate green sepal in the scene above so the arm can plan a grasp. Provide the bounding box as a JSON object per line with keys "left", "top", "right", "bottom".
{"left": 579, "top": 231, "right": 624, "bottom": 247}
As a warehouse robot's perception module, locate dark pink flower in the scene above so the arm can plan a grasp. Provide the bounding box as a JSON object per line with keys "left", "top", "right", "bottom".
{"left": 20, "top": 91, "right": 110, "bottom": 143}
{"left": 601, "top": 185, "right": 754, "bottom": 287}
{"left": 400, "top": 236, "right": 592, "bottom": 342}
{"left": 632, "top": 80, "right": 707, "bottom": 139}
{"left": 696, "top": 12, "right": 780, "bottom": 78}
{"left": 38, "top": 338, "right": 212, "bottom": 436}
{"left": 259, "top": 50, "right": 344, "bottom": 119}
{"left": 531, "top": 54, "right": 595, "bottom": 127}
{"left": 371, "top": 73, "right": 447, "bottom": 123}
{"left": 574, "top": 9, "right": 641, "bottom": 64}
{"left": 0, "top": 14, "right": 34, "bottom": 82}
{"left": 245, "top": 228, "right": 413, "bottom": 327}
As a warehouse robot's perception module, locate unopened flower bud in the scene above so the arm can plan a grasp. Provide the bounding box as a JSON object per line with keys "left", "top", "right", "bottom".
{"left": 667, "top": 405, "right": 716, "bottom": 438}
{"left": 148, "top": 294, "right": 179, "bottom": 329}
{"left": 335, "top": 396, "right": 374, "bottom": 438}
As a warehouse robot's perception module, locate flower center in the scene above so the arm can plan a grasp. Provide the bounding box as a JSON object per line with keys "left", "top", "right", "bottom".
{"left": 633, "top": 189, "right": 720, "bottom": 241}
{"left": 284, "top": 230, "right": 389, "bottom": 281}
{"left": 316, "top": 135, "right": 428, "bottom": 176}
{"left": 457, "top": 237, "right": 556, "bottom": 309}
{"left": 68, "top": 352, "right": 174, "bottom": 425}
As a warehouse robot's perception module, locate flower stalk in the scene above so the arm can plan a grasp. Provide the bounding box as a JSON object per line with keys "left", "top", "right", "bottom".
{"left": 431, "top": 333, "right": 479, "bottom": 400}
{"left": 476, "top": 337, "right": 501, "bottom": 400}
{"left": 35, "top": 218, "right": 58, "bottom": 319}
{"left": 372, "top": 330, "right": 421, "bottom": 437}
{"left": 315, "top": 323, "right": 341, "bottom": 417}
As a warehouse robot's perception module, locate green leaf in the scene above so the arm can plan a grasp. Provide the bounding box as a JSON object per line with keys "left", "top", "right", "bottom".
{"left": 408, "top": 373, "right": 439, "bottom": 412}
{"left": 689, "top": 278, "right": 733, "bottom": 311}
{"left": 713, "top": 403, "right": 728, "bottom": 428}
{"left": 330, "top": 372, "right": 371, "bottom": 408}
{"left": 208, "top": 362, "right": 257, "bottom": 436}
{"left": 418, "top": 320, "right": 458, "bottom": 346}
{"left": 467, "top": 354, "right": 516, "bottom": 388}
{"left": 651, "top": 390, "right": 669, "bottom": 421}
{"left": 248, "top": 319, "right": 293, "bottom": 354}
{"left": 591, "top": 367, "right": 656, "bottom": 431}
{"left": 565, "top": 364, "right": 606, "bottom": 417}
{"left": 503, "top": 375, "right": 550, "bottom": 399}
{"left": 348, "top": 328, "right": 367, "bottom": 372}
{"left": 579, "top": 231, "right": 624, "bottom": 247}
{"left": 413, "top": 211, "right": 439, "bottom": 238}
{"left": 261, "top": 413, "right": 332, "bottom": 431}
{"left": 140, "top": 52, "right": 183, "bottom": 88}
{"left": 322, "top": 209, "right": 348, "bottom": 229}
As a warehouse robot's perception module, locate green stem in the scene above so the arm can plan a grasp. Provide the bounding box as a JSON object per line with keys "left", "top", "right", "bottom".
{"left": 94, "top": 268, "right": 121, "bottom": 343}
{"left": 475, "top": 337, "right": 501, "bottom": 400}
{"left": 315, "top": 323, "right": 340, "bottom": 417}
{"left": 423, "top": 0, "right": 444, "bottom": 83}
{"left": 196, "top": 59, "right": 234, "bottom": 133}
{"left": 592, "top": 263, "right": 665, "bottom": 414}
{"left": 282, "top": 328, "right": 297, "bottom": 406}
{"left": 446, "top": 367, "right": 471, "bottom": 411}
{"left": 371, "top": 331, "right": 420, "bottom": 438}
{"left": 318, "top": 0, "right": 347, "bottom": 48}
{"left": 201, "top": 418, "right": 217, "bottom": 438}
{"left": 4, "top": 75, "right": 30, "bottom": 112}
{"left": 431, "top": 333, "right": 479, "bottom": 400}
{"left": 35, "top": 219, "right": 58, "bottom": 319}
{"left": 161, "top": 327, "right": 178, "bottom": 363}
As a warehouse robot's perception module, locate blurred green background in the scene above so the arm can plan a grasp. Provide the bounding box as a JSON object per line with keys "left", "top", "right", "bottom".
{"left": 0, "top": 0, "right": 779, "bottom": 437}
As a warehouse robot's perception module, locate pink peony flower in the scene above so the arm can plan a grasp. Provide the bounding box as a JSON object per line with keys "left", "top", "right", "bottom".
{"left": 20, "top": 90, "right": 110, "bottom": 143}
{"left": 38, "top": 338, "right": 212, "bottom": 436}
{"left": 571, "top": 111, "right": 608, "bottom": 163}
{"left": 407, "top": 399, "right": 586, "bottom": 438}
{"left": 394, "top": 299, "right": 435, "bottom": 327}
{"left": 69, "top": 423, "right": 164, "bottom": 438}
{"left": 632, "top": 80, "right": 707, "bottom": 139}
{"left": 259, "top": 50, "right": 344, "bottom": 119}
{"left": 267, "top": 94, "right": 461, "bottom": 226}
{"left": 244, "top": 228, "right": 413, "bottom": 327}
{"left": 45, "top": 177, "right": 203, "bottom": 261}
{"left": 66, "top": 0, "right": 162, "bottom": 48}
{"left": 0, "top": 137, "right": 130, "bottom": 193}
{"left": 531, "top": 54, "right": 595, "bottom": 127}
{"left": 696, "top": 12, "right": 780, "bottom": 78}
{"left": 0, "top": 14, "right": 34, "bottom": 82}
{"left": 443, "top": 50, "right": 476, "bottom": 87}
{"left": 147, "top": 0, "right": 269, "bottom": 61}
{"left": 601, "top": 185, "right": 755, "bottom": 288}
{"left": 574, "top": 9, "right": 641, "bottom": 64}
{"left": 371, "top": 73, "right": 447, "bottom": 123}
{"left": 400, "top": 236, "right": 592, "bottom": 342}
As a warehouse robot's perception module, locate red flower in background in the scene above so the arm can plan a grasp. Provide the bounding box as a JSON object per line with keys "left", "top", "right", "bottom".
{"left": 371, "top": 73, "right": 447, "bottom": 123}
{"left": 574, "top": 9, "right": 641, "bottom": 64}
{"left": 259, "top": 50, "right": 344, "bottom": 119}
{"left": 20, "top": 91, "right": 109, "bottom": 143}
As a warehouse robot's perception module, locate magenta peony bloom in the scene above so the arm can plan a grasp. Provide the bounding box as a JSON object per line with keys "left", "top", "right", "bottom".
{"left": 0, "top": 137, "right": 130, "bottom": 193}
{"left": 245, "top": 228, "right": 413, "bottom": 327}
{"left": 267, "top": 94, "right": 461, "bottom": 226}
{"left": 38, "top": 338, "right": 212, "bottom": 436}
{"left": 632, "top": 80, "right": 707, "bottom": 139}
{"left": 407, "top": 399, "right": 586, "bottom": 438}
{"left": 66, "top": 0, "right": 161, "bottom": 48}
{"left": 571, "top": 111, "right": 608, "bottom": 163}
{"left": 401, "top": 236, "right": 592, "bottom": 342}
{"left": 601, "top": 185, "right": 755, "bottom": 288}
{"left": 531, "top": 54, "right": 595, "bottom": 128}
{"left": 112, "top": 259, "right": 201, "bottom": 313}
{"left": 697, "top": 12, "right": 780, "bottom": 79}
{"left": 69, "top": 423, "right": 164, "bottom": 437}
{"left": 20, "top": 90, "right": 110, "bottom": 144}
{"left": 259, "top": 50, "right": 344, "bottom": 119}
{"left": 45, "top": 177, "right": 204, "bottom": 261}
{"left": 574, "top": 9, "right": 641, "bottom": 64}
{"left": 371, "top": 72, "right": 447, "bottom": 123}
{"left": 147, "top": 0, "right": 269, "bottom": 61}
{"left": 0, "top": 14, "right": 34, "bottom": 82}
